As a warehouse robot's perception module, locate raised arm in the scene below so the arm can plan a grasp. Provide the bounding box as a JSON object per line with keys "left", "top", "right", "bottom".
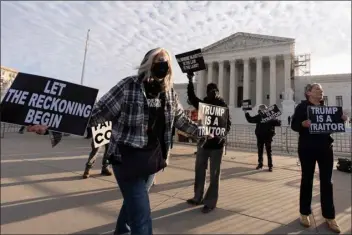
{"left": 245, "top": 112, "right": 261, "bottom": 124}
{"left": 187, "top": 73, "right": 203, "bottom": 110}
{"left": 173, "top": 90, "right": 198, "bottom": 137}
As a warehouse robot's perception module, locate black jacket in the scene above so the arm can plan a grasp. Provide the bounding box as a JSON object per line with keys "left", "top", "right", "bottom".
{"left": 291, "top": 100, "right": 333, "bottom": 150}
{"left": 187, "top": 82, "right": 231, "bottom": 149}
{"left": 245, "top": 112, "right": 281, "bottom": 139}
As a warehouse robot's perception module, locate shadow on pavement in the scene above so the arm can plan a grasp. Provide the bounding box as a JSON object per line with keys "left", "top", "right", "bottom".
{"left": 1, "top": 187, "right": 121, "bottom": 225}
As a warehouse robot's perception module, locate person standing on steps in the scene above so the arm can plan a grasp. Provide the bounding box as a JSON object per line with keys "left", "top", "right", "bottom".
{"left": 185, "top": 72, "right": 231, "bottom": 214}
{"left": 244, "top": 104, "right": 281, "bottom": 172}
{"left": 82, "top": 140, "right": 112, "bottom": 178}
{"left": 291, "top": 83, "right": 347, "bottom": 233}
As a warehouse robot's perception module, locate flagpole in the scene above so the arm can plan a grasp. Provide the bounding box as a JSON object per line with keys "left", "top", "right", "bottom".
{"left": 80, "top": 29, "right": 90, "bottom": 85}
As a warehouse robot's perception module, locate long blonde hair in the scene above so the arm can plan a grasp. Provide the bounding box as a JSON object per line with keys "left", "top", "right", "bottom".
{"left": 137, "top": 48, "right": 174, "bottom": 91}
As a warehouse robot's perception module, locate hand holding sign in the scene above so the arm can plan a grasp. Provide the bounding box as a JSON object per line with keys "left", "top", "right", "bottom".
{"left": 301, "top": 120, "right": 311, "bottom": 128}
{"left": 27, "top": 124, "right": 48, "bottom": 134}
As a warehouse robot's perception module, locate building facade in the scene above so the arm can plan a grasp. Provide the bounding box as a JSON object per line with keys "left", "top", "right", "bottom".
{"left": 1, "top": 66, "right": 18, "bottom": 101}
{"left": 174, "top": 32, "right": 351, "bottom": 125}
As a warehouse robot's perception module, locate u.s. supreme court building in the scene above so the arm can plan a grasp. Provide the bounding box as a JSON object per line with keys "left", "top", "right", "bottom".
{"left": 174, "top": 32, "right": 351, "bottom": 125}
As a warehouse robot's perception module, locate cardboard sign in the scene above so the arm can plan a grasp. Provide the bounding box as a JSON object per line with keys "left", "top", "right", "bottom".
{"left": 175, "top": 49, "right": 206, "bottom": 73}
{"left": 92, "top": 121, "right": 112, "bottom": 148}
{"left": 197, "top": 102, "right": 228, "bottom": 137}
{"left": 308, "top": 106, "right": 345, "bottom": 134}
{"left": 242, "top": 99, "right": 252, "bottom": 111}
{"left": 0, "top": 72, "right": 98, "bottom": 136}
{"left": 259, "top": 104, "right": 282, "bottom": 123}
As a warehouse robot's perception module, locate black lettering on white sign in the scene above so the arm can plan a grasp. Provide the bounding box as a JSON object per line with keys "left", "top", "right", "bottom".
{"left": 0, "top": 72, "right": 98, "bottom": 136}
{"left": 308, "top": 106, "right": 345, "bottom": 133}
{"left": 259, "top": 104, "right": 282, "bottom": 123}
{"left": 175, "top": 49, "right": 206, "bottom": 73}
{"left": 92, "top": 121, "right": 112, "bottom": 148}
{"left": 197, "top": 102, "right": 228, "bottom": 137}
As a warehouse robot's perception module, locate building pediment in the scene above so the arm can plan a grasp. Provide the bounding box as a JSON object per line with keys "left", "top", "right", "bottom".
{"left": 202, "top": 32, "right": 294, "bottom": 54}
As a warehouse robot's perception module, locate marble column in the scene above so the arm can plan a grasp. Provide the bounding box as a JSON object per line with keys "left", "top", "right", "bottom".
{"left": 284, "top": 54, "right": 292, "bottom": 97}
{"left": 207, "top": 62, "right": 213, "bottom": 84}
{"left": 196, "top": 71, "right": 202, "bottom": 98}
{"left": 243, "top": 58, "right": 250, "bottom": 100}
{"left": 218, "top": 61, "right": 224, "bottom": 97}
{"left": 269, "top": 56, "right": 276, "bottom": 105}
{"left": 200, "top": 69, "right": 207, "bottom": 98}
{"left": 256, "top": 57, "right": 263, "bottom": 106}
{"left": 229, "top": 60, "right": 236, "bottom": 107}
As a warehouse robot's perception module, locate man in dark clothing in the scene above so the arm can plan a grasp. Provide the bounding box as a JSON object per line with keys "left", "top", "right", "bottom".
{"left": 244, "top": 104, "right": 281, "bottom": 172}
{"left": 186, "top": 72, "right": 231, "bottom": 213}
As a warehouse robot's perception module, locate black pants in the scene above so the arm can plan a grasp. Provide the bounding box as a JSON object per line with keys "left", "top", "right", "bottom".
{"left": 85, "top": 141, "right": 110, "bottom": 169}
{"left": 256, "top": 136, "right": 273, "bottom": 167}
{"left": 298, "top": 146, "right": 335, "bottom": 219}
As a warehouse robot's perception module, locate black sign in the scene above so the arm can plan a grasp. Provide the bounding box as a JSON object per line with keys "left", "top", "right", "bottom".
{"left": 308, "top": 106, "right": 345, "bottom": 133}
{"left": 259, "top": 104, "right": 282, "bottom": 123}
{"left": 242, "top": 99, "right": 252, "bottom": 111}
{"left": 175, "top": 49, "right": 206, "bottom": 73}
{"left": 197, "top": 102, "right": 228, "bottom": 137}
{"left": 0, "top": 72, "right": 99, "bottom": 136}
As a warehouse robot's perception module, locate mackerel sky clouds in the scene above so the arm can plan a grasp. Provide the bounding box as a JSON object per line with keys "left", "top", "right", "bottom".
{"left": 1, "top": 1, "right": 351, "bottom": 96}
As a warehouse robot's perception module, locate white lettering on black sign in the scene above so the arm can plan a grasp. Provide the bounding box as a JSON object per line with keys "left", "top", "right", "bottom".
{"left": 0, "top": 72, "right": 98, "bottom": 136}
{"left": 259, "top": 104, "right": 282, "bottom": 123}
{"left": 175, "top": 49, "right": 206, "bottom": 73}
{"left": 308, "top": 106, "right": 345, "bottom": 133}
{"left": 92, "top": 121, "right": 112, "bottom": 148}
{"left": 242, "top": 99, "right": 252, "bottom": 111}
{"left": 197, "top": 102, "right": 228, "bottom": 137}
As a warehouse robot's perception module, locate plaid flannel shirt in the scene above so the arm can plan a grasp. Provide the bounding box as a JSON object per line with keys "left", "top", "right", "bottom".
{"left": 86, "top": 75, "right": 198, "bottom": 161}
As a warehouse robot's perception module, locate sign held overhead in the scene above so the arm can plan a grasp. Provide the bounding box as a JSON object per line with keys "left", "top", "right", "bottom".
{"left": 175, "top": 49, "right": 206, "bottom": 73}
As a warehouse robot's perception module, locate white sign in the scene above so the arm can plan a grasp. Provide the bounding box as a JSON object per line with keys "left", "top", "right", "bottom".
{"left": 91, "top": 121, "right": 112, "bottom": 148}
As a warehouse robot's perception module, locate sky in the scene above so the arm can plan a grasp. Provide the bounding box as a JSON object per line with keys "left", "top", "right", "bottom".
{"left": 1, "top": 1, "right": 351, "bottom": 97}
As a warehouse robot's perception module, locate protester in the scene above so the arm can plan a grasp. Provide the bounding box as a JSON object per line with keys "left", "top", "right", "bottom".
{"left": 185, "top": 73, "right": 231, "bottom": 213}
{"left": 82, "top": 140, "right": 112, "bottom": 179}
{"left": 27, "top": 47, "right": 211, "bottom": 235}
{"left": 244, "top": 104, "right": 281, "bottom": 172}
{"left": 291, "top": 83, "right": 347, "bottom": 233}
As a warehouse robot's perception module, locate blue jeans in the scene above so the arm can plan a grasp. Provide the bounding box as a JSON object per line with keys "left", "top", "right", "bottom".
{"left": 112, "top": 164, "right": 155, "bottom": 235}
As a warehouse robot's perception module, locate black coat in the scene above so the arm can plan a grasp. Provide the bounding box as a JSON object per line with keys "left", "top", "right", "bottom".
{"left": 245, "top": 112, "right": 281, "bottom": 140}
{"left": 187, "top": 82, "right": 231, "bottom": 149}
{"left": 291, "top": 100, "right": 333, "bottom": 150}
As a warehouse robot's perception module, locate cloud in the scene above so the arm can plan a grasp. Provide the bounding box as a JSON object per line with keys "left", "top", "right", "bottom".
{"left": 1, "top": 1, "right": 351, "bottom": 96}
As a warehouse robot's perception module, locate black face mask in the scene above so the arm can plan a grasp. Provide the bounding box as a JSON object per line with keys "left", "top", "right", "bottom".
{"left": 151, "top": 61, "right": 169, "bottom": 79}
{"left": 207, "top": 89, "right": 218, "bottom": 100}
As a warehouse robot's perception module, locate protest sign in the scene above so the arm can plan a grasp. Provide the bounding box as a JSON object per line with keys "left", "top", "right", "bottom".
{"left": 259, "top": 104, "right": 282, "bottom": 123}
{"left": 197, "top": 102, "right": 228, "bottom": 137}
{"left": 175, "top": 49, "right": 206, "bottom": 73}
{"left": 242, "top": 99, "right": 252, "bottom": 111}
{"left": 308, "top": 106, "right": 345, "bottom": 133}
{"left": 91, "top": 121, "right": 112, "bottom": 148}
{"left": 0, "top": 72, "right": 98, "bottom": 136}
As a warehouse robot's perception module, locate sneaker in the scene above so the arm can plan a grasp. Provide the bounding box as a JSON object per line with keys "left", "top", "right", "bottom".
{"left": 101, "top": 166, "right": 112, "bottom": 176}
{"left": 326, "top": 219, "right": 341, "bottom": 233}
{"left": 300, "top": 214, "right": 311, "bottom": 228}
{"left": 83, "top": 167, "right": 91, "bottom": 179}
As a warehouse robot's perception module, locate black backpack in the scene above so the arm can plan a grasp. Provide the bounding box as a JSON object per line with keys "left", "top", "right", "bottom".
{"left": 336, "top": 158, "right": 351, "bottom": 173}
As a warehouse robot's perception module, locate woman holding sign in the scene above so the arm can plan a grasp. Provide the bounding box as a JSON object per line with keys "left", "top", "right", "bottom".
{"left": 291, "top": 83, "right": 347, "bottom": 233}
{"left": 27, "top": 48, "right": 210, "bottom": 235}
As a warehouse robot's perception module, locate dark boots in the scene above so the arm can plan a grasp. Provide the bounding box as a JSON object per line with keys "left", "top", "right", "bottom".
{"left": 83, "top": 165, "right": 112, "bottom": 179}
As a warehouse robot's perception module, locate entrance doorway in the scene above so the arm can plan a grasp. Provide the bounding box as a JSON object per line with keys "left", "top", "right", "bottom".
{"left": 237, "top": 86, "right": 243, "bottom": 107}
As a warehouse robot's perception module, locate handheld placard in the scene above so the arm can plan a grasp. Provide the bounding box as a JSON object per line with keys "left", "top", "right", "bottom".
{"left": 175, "top": 49, "right": 206, "bottom": 73}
